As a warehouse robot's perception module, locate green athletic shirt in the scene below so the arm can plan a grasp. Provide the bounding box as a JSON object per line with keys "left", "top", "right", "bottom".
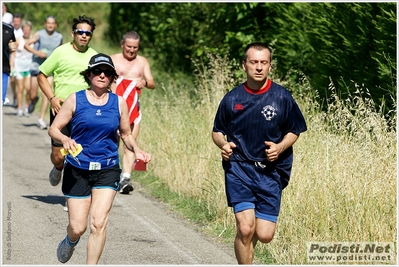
{"left": 39, "top": 42, "right": 97, "bottom": 101}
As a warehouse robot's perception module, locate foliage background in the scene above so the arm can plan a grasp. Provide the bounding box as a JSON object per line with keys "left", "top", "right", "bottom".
{"left": 106, "top": 2, "right": 396, "bottom": 113}
{"left": 4, "top": 2, "right": 397, "bottom": 264}
{"left": 6, "top": 2, "right": 397, "bottom": 113}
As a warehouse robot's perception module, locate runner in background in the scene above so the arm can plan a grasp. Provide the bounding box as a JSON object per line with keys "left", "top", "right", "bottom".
{"left": 14, "top": 20, "right": 33, "bottom": 117}
{"left": 110, "top": 31, "right": 155, "bottom": 194}
{"left": 37, "top": 15, "right": 97, "bottom": 212}
{"left": 24, "top": 15, "right": 63, "bottom": 129}
{"left": 9, "top": 13, "right": 23, "bottom": 107}
{"left": 2, "top": 5, "right": 16, "bottom": 106}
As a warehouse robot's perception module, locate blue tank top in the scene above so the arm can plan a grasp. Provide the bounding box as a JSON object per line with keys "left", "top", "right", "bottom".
{"left": 66, "top": 90, "right": 120, "bottom": 170}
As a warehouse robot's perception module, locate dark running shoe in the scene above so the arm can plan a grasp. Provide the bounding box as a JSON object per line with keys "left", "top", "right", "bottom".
{"left": 49, "top": 166, "right": 62, "bottom": 186}
{"left": 28, "top": 96, "right": 39, "bottom": 113}
{"left": 119, "top": 177, "right": 134, "bottom": 194}
{"left": 57, "top": 236, "right": 79, "bottom": 263}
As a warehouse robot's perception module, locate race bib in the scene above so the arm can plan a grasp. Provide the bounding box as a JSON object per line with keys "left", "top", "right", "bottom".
{"left": 89, "top": 162, "right": 101, "bottom": 170}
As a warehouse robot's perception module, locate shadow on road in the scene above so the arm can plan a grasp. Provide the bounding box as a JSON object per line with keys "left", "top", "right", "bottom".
{"left": 2, "top": 111, "right": 40, "bottom": 128}
{"left": 22, "top": 195, "right": 65, "bottom": 206}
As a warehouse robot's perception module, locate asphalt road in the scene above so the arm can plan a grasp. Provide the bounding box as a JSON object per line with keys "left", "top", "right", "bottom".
{"left": 1, "top": 98, "right": 237, "bottom": 266}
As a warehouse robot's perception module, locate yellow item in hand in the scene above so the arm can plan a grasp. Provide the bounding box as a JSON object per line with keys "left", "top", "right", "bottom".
{"left": 60, "top": 144, "right": 83, "bottom": 157}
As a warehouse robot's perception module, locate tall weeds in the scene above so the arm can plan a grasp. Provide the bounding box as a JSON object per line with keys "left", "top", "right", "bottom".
{"left": 137, "top": 52, "right": 396, "bottom": 264}
{"left": 266, "top": 77, "right": 396, "bottom": 264}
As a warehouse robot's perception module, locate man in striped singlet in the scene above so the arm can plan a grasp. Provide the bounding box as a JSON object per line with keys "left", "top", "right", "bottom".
{"left": 111, "top": 31, "right": 155, "bottom": 194}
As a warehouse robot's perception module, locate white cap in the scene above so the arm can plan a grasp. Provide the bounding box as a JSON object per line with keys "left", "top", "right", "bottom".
{"left": 2, "top": 12, "right": 13, "bottom": 24}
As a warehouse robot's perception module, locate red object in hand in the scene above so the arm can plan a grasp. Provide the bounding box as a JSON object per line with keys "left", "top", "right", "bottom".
{"left": 133, "top": 159, "right": 147, "bottom": 171}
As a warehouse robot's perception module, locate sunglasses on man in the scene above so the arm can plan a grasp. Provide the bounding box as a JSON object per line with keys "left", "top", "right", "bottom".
{"left": 74, "top": 29, "right": 92, "bottom": 36}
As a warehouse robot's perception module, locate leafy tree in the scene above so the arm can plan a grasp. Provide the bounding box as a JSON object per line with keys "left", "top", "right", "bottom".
{"left": 7, "top": 2, "right": 396, "bottom": 112}
{"left": 305, "top": 3, "right": 396, "bottom": 111}
{"left": 108, "top": 3, "right": 239, "bottom": 72}
{"left": 6, "top": 2, "right": 110, "bottom": 36}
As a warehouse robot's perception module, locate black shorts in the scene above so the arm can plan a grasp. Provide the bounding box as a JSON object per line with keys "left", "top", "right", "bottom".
{"left": 50, "top": 111, "right": 71, "bottom": 147}
{"left": 62, "top": 162, "right": 121, "bottom": 198}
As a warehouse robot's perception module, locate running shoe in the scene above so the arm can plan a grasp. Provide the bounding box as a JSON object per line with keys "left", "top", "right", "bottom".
{"left": 119, "top": 177, "right": 134, "bottom": 194}
{"left": 63, "top": 199, "right": 68, "bottom": 212}
{"left": 23, "top": 107, "right": 29, "bottom": 117}
{"left": 3, "top": 97, "right": 10, "bottom": 105}
{"left": 28, "top": 96, "right": 39, "bottom": 113}
{"left": 16, "top": 109, "right": 23, "bottom": 117}
{"left": 49, "top": 166, "right": 62, "bottom": 186}
{"left": 37, "top": 118, "right": 47, "bottom": 129}
{"left": 57, "top": 236, "right": 79, "bottom": 263}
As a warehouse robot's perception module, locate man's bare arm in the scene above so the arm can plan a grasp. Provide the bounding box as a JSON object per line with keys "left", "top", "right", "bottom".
{"left": 212, "top": 131, "right": 236, "bottom": 161}
{"left": 24, "top": 32, "right": 46, "bottom": 58}
{"left": 143, "top": 57, "right": 155, "bottom": 89}
{"left": 264, "top": 132, "right": 299, "bottom": 162}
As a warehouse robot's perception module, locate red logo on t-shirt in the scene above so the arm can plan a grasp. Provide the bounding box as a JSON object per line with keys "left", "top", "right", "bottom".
{"left": 234, "top": 104, "right": 244, "bottom": 110}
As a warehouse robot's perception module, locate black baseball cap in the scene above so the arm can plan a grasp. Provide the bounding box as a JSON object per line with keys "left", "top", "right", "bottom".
{"left": 87, "top": 53, "right": 115, "bottom": 71}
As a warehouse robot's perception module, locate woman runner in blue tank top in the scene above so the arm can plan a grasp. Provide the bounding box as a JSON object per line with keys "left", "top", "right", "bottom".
{"left": 48, "top": 53, "right": 151, "bottom": 264}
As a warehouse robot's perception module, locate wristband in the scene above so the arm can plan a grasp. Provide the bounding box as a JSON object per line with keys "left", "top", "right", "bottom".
{"left": 145, "top": 80, "right": 148, "bottom": 87}
{"left": 49, "top": 96, "right": 55, "bottom": 102}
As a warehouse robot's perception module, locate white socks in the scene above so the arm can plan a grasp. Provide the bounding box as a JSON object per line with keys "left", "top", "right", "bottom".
{"left": 120, "top": 172, "right": 131, "bottom": 181}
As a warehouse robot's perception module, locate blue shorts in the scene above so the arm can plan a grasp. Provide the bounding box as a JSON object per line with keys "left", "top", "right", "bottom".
{"left": 223, "top": 159, "right": 285, "bottom": 223}
{"left": 62, "top": 163, "right": 121, "bottom": 198}
{"left": 30, "top": 62, "right": 41, "bottom": 77}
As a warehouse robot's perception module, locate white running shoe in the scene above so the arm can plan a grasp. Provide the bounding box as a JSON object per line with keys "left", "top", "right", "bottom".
{"left": 49, "top": 166, "right": 62, "bottom": 186}
{"left": 16, "top": 109, "right": 23, "bottom": 117}
{"left": 23, "top": 107, "right": 30, "bottom": 117}
{"left": 3, "top": 97, "right": 10, "bottom": 105}
{"left": 37, "top": 118, "right": 47, "bottom": 129}
{"left": 63, "top": 200, "right": 68, "bottom": 212}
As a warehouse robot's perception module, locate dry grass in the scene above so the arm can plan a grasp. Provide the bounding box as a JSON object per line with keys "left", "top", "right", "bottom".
{"left": 268, "top": 80, "right": 397, "bottom": 264}
{"left": 136, "top": 52, "right": 397, "bottom": 264}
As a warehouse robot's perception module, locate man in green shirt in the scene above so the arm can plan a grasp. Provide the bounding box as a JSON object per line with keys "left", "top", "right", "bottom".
{"left": 38, "top": 15, "right": 97, "bottom": 196}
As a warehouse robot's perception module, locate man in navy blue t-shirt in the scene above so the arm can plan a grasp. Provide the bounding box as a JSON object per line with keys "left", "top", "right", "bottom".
{"left": 212, "top": 42, "right": 307, "bottom": 264}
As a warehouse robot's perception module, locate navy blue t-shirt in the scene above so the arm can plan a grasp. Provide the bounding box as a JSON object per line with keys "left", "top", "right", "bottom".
{"left": 213, "top": 79, "right": 307, "bottom": 163}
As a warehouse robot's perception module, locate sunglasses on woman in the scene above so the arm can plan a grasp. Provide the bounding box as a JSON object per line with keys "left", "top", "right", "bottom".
{"left": 91, "top": 68, "right": 114, "bottom": 77}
